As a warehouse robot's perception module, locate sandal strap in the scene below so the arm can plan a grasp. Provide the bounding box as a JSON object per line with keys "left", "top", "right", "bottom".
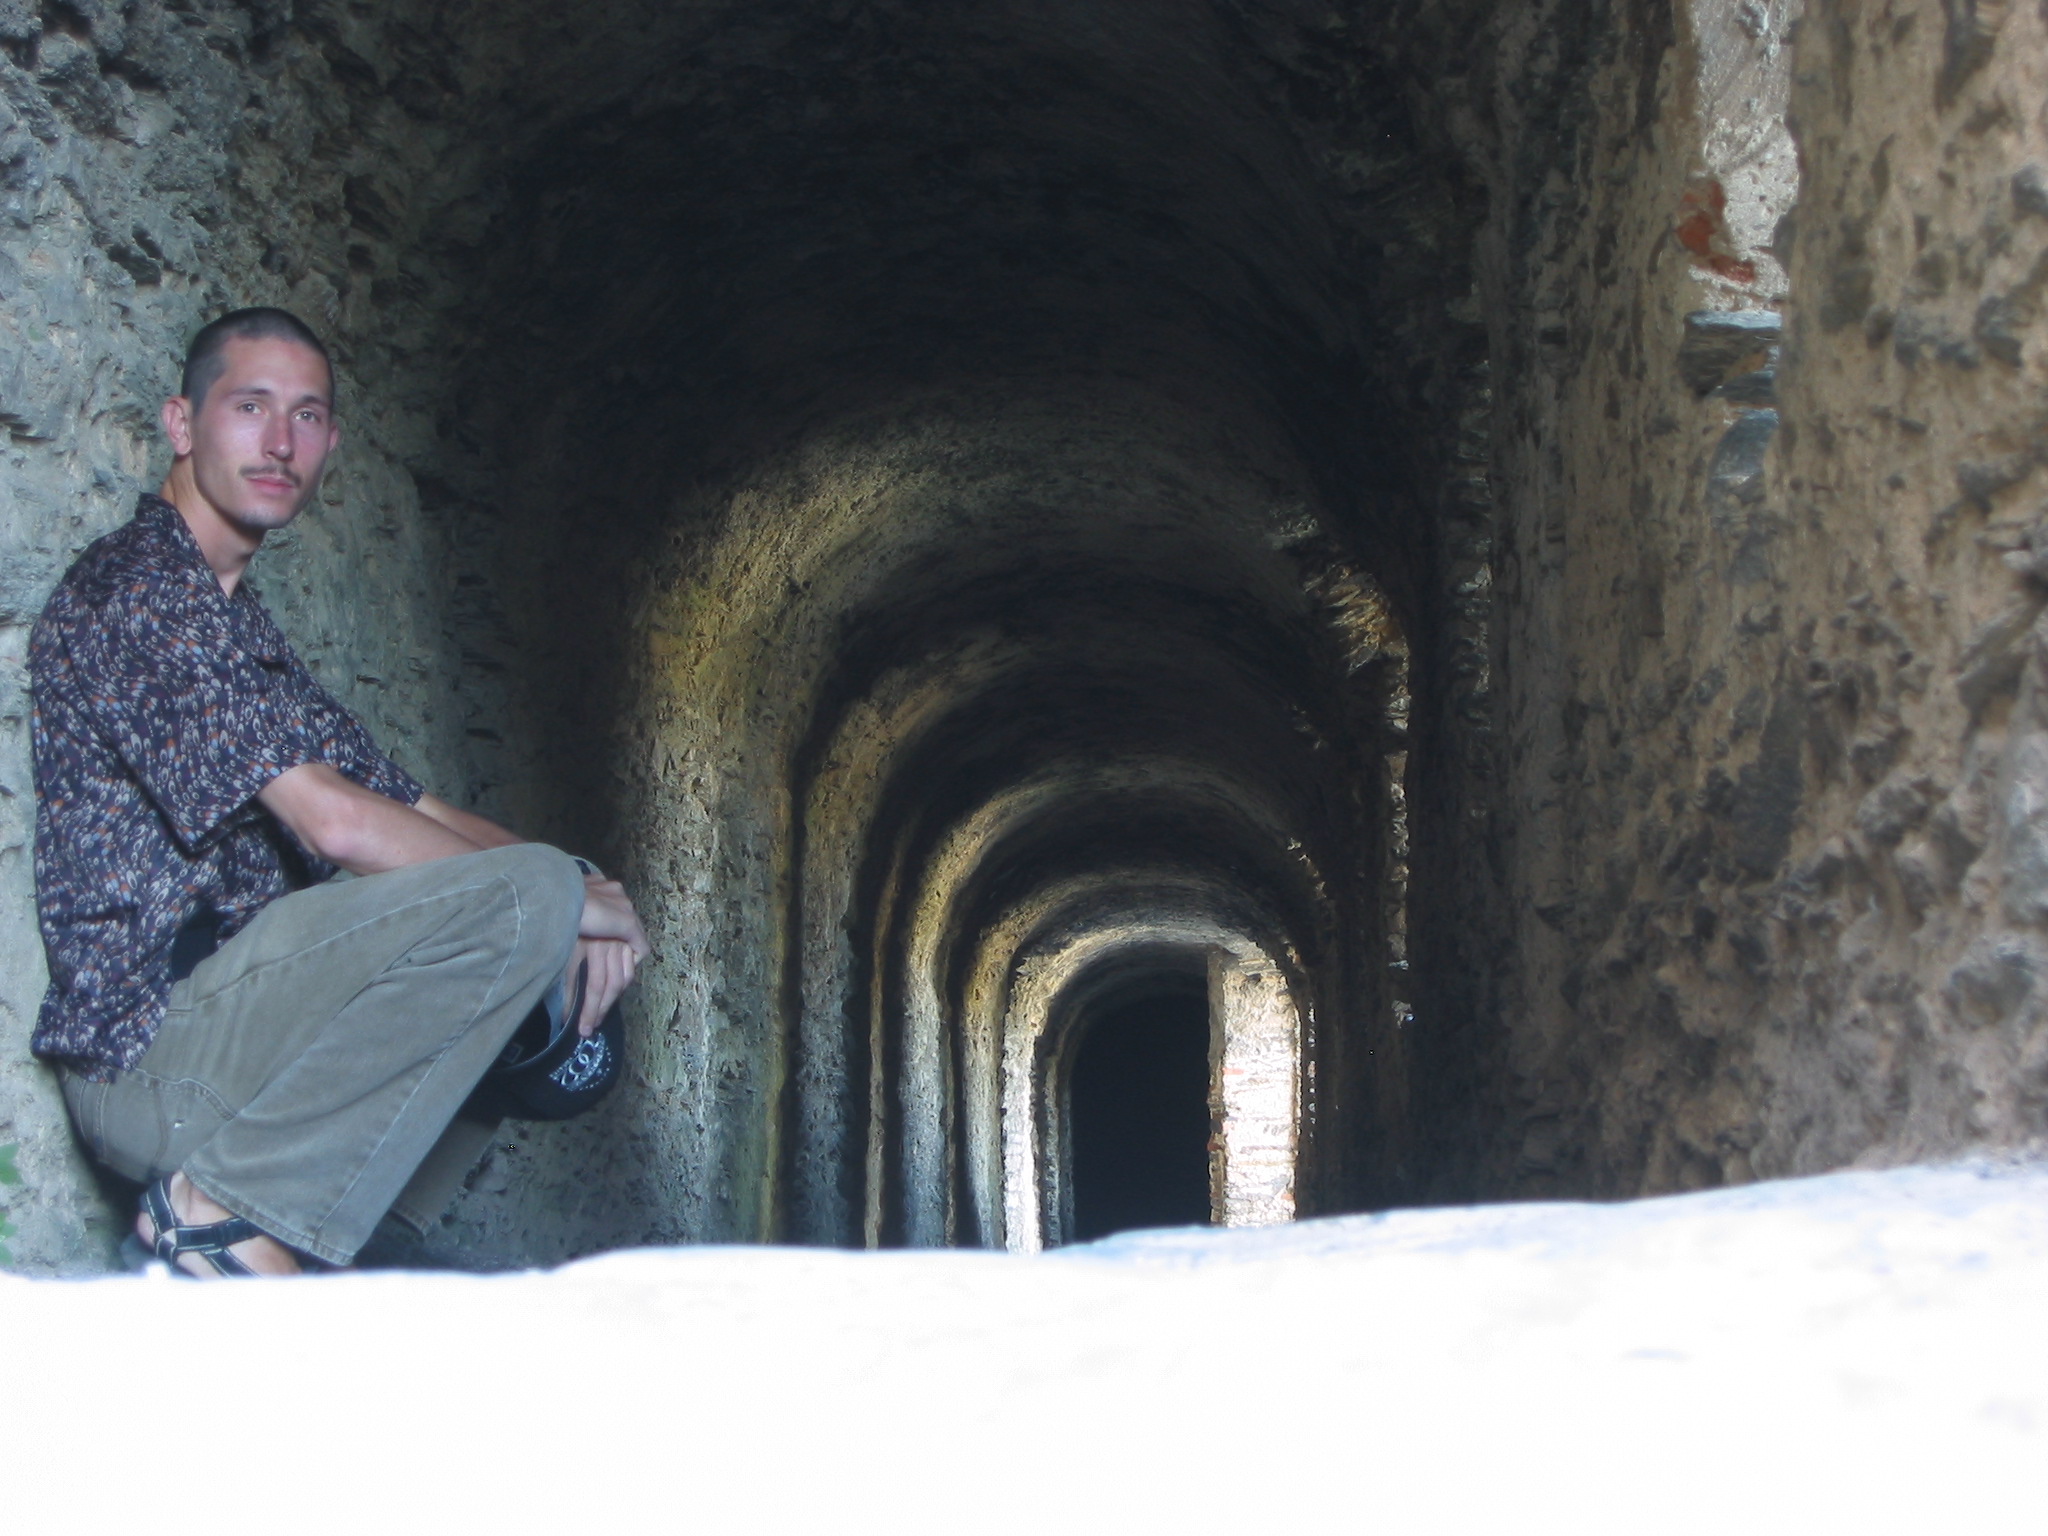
{"left": 165, "top": 1215, "right": 264, "bottom": 1255}
{"left": 141, "top": 1178, "right": 265, "bottom": 1271}
{"left": 142, "top": 1178, "right": 177, "bottom": 1263}
{"left": 199, "top": 1244, "right": 259, "bottom": 1278}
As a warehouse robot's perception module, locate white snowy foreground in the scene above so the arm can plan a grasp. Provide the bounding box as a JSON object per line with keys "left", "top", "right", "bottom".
{"left": 9, "top": 1161, "right": 2046, "bottom": 1533}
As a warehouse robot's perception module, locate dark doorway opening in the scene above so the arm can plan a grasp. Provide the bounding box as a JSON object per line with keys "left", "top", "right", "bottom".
{"left": 1069, "top": 981, "right": 1213, "bottom": 1240}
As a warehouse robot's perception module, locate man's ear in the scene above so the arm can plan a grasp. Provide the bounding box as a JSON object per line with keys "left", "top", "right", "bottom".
{"left": 161, "top": 396, "right": 195, "bottom": 456}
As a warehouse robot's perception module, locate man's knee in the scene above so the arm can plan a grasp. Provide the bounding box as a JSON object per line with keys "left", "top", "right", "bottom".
{"left": 476, "top": 843, "right": 586, "bottom": 955}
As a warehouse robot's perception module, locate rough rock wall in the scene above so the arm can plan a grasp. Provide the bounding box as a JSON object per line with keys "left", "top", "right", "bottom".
{"left": 1207, "top": 0, "right": 1499, "bottom": 1211}
{"left": 1443, "top": 0, "right": 1809, "bottom": 1196}
{"left": 1750, "top": 0, "right": 2048, "bottom": 1165}
{"left": 1458, "top": 0, "right": 2048, "bottom": 1197}
{"left": 0, "top": 2, "right": 537, "bottom": 1272}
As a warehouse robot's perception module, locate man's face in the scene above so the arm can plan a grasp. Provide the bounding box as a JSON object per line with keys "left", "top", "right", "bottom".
{"left": 163, "top": 334, "right": 339, "bottom": 536}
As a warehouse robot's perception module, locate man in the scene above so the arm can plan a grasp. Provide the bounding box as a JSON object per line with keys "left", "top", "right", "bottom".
{"left": 28, "top": 307, "right": 649, "bottom": 1276}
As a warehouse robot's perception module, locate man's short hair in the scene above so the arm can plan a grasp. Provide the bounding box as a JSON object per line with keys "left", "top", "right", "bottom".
{"left": 180, "top": 308, "right": 333, "bottom": 410}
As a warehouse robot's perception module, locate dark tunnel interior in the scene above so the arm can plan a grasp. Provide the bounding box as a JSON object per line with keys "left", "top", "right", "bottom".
{"left": 379, "top": 0, "right": 1493, "bottom": 1251}
{"left": 1068, "top": 981, "right": 1215, "bottom": 1241}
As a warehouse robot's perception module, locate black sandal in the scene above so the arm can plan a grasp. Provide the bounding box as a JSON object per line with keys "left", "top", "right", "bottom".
{"left": 134, "top": 1176, "right": 264, "bottom": 1278}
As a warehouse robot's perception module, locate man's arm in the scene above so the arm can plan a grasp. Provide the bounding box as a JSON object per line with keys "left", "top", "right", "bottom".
{"left": 259, "top": 763, "right": 482, "bottom": 873}
{"left": 259, "top": 765, "right": 650, "bottom": 1033}
{"left": 261, "top": 775, "right": 523, "bottom": 871}
{"left": 415, "top": 792, "right": 523, "bottom": 852}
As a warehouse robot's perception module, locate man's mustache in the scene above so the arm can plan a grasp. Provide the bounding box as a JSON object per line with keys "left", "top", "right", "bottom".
{"left": 240, "top": 465, "right": 302, "bottom": 487}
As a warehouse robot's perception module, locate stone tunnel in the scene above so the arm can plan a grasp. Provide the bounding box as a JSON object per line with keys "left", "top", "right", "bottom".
{"left": 2, "top": 0, "right": 2046, "bottom": 1272}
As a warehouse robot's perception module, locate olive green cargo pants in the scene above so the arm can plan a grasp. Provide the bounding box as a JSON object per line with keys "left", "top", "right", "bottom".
{"left": 62, "top": 844, "right": 585, "bottom": 1266}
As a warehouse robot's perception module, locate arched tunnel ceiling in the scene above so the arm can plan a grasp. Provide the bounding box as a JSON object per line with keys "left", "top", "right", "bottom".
{"left": 373, "top": 0, "right": 1494, "bottom": 566}
{"left": 336, "top": 0, "right": 1487, "bottom": 883}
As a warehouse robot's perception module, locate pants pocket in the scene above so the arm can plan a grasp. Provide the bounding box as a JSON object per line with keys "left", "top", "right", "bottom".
{"left": 60, "top": 1072, "right": 111, "bottom": 1165}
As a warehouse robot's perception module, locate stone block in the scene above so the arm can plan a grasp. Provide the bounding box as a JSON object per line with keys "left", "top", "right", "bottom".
{"left": 2001, "top": 732, "right": 2048, "bottom": 925}
{"left": 1705, "top": 407, "right": 1778, "bottom": 536}
{"left": 2016, "top": 165, "right": 2048, "bottom": 221}
{"left": 0, "top": 0, "right": 35, "bottom": 45}
{"left": 0, "top": 315, "right": 79, "bottom": 444}
{"left": 1678, "top": 309, "right": 1781, "bottom": 394}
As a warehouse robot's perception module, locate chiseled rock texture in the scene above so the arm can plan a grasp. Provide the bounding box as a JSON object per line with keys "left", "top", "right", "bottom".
{"left": 0, "top": 0, "right": 2044, "bottom": 1272}
{"left": 1459, "top": 0, "right": 2048, "bottom": 1200}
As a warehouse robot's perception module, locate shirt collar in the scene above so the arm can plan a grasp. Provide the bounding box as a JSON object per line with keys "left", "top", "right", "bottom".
{"left": 135, "top": 492, "right": 209, "bottom": 577}
{"left": 134, "top": 493, "right": 289, "bottom": 662}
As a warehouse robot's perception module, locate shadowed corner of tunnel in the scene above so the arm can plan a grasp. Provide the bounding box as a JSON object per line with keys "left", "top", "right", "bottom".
{"left": 1067, "top": 977, "right": 1214, "bottom": 1242}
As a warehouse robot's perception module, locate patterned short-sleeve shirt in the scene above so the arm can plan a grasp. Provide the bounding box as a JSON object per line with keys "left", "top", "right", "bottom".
{"left": 29, "top": 494, "right": 423, "bottom": 1077}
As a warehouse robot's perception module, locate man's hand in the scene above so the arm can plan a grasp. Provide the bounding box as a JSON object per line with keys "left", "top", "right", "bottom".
{"left": 263, "top": 765, "right": 649, "bottom": 1035}
{"left": 573, "top": 876, "right": 651, "bottom": 1036}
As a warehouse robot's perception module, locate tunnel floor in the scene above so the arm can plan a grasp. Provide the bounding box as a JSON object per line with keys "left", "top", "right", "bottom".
{"left": 15, "top": 1162, "right": 2043, "bottom": 1529}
